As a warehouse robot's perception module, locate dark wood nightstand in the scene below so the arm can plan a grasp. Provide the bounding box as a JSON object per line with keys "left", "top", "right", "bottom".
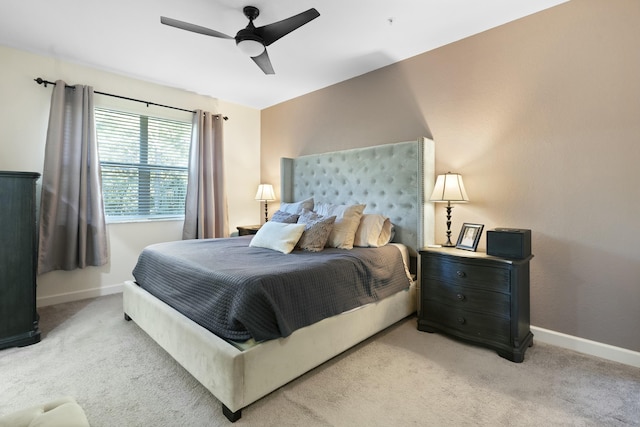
{"left": 418, "top": 247, "right": 534, "bottom": 362}
{"left": 237, "top": 225, "right": 261, "bottom": 236}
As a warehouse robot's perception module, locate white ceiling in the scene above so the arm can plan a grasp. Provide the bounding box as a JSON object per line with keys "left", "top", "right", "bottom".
{"left": 0, "top": 0, "right": 568, "bottom": 109}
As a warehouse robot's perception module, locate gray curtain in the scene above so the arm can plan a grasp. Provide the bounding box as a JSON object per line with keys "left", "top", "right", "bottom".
{"left": 38, "top": 81, "right": 108, "bottom": 274}
{"left": 182, "top": 110, "right": 229, "bottom": 239}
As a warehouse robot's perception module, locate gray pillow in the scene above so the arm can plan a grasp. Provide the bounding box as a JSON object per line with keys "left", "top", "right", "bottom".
{"left": 270, "top": 210, "right": 299, "bottom": 223}
{"left": 297, "top": 208, "right": 320, "bottom": 223}
{"left": 279, "top": 197, "right": 314, "bottom": 214}
{"left": 297, "top": 209, "right": 336, "bottom": 252}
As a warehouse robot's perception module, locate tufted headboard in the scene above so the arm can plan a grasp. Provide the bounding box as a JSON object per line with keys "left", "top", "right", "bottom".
{"left": 280, "top": 138, "right": 435, "bottom": 258}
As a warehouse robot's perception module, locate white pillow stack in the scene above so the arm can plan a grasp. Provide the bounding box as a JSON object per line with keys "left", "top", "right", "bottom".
{"left": 249, "top": 198, "right": 395, "bottom": 253}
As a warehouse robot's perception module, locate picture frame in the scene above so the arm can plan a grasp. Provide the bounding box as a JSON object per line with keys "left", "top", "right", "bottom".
{"left": 456, "top": 223, "right": 484, "bottom": 251}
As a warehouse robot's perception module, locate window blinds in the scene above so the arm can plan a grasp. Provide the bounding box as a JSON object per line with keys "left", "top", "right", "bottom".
{"left": 95, "top": 108, "right": 191, "bottom": 220}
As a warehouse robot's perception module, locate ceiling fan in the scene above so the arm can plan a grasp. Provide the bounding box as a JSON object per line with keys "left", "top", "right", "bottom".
{"left": 161, "top": 6, "right": 320, "bottom": 75}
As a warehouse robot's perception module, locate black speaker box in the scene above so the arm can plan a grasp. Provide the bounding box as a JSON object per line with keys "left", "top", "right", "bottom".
{"left": 486, "top": 228, "right": 531, "bottom": 259}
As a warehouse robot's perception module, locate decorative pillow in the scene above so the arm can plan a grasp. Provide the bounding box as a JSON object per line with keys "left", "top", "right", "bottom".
{"left": 270, "top": 210, "right": 299, "bottom": 223}
{"left": 297, "top": 210, "right": 337, "bottom": 252}
{"left": 354, "top": 214, "right": 395, "bottom": 247}
{"left": 249, "top": 221, "right": 305, "bottom": 254}
{"left": 313, "top": 202, "right": 366, "bottom": 249}
{"left": 279, "top": 197, "right": 314, "bottom": 215}
{"left": 297, "top": 208, "right": 321, "bottom": 223}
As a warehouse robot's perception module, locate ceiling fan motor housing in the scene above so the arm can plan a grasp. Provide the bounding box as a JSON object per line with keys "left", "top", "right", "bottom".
{"left": 235, "top": 6, "right": 265, "bottom": 57}
{"left": 243, "top": 6, "right": 260, "bottom": 21}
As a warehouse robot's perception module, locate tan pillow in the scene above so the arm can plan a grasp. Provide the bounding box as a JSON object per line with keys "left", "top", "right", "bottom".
{"left": 354, "top": 214, "right": 394, "bottom": 247}
{"left": 314, "top": 202, "right": 366, "bottom": 249}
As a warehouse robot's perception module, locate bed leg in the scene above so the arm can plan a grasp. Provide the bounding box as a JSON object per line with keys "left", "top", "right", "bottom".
{"left": 124, "top": 313, "right": 131, "bottom": 321}
{"left": 222, "top": 404, "right": 241, "bottom": 422}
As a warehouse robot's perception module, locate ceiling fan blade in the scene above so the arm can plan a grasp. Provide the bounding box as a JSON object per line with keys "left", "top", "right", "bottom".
{"left": 251, "top": 50, "right": 275, "bottom": 75}
{"left": 160, "top": 16, "right": 233, "bottom": 39}
{"left": 255, "top": 8, "right": 320, "bottom": 46}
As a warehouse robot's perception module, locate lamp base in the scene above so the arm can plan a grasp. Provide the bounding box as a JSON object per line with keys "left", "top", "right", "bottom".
{"left": 442, "top": 203, "right": 454, "bottom": 248}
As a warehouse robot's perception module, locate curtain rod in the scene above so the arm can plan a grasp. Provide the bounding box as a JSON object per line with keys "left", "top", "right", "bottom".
{"left": 34, "top": 77, "right": 228, "bottom": 120}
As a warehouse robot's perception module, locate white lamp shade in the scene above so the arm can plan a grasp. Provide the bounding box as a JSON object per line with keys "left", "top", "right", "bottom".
{"left": 255, "top": 184, "right": 276, "bottom": 202}
{"left": 429, "top": 173, "right": 469, "bottom": 202}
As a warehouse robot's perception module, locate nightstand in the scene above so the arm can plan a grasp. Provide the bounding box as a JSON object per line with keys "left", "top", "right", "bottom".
{"left": 418, "top": 247, "right": 534, "bottom": 362}
{"left": 237, "top": 224, "right": 261, "bottom": 236}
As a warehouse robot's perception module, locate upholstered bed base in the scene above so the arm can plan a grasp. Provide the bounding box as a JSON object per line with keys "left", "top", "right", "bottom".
{"left": 123, "top": 279, "right": 416, "bottom": 421}
{"left": 123, "top": 138, "right": 434, "bottom": 421}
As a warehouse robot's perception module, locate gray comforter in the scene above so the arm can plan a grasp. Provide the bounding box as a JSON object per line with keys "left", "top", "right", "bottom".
{"left": 132, "top": 236, "right": 410, "bottom": 342}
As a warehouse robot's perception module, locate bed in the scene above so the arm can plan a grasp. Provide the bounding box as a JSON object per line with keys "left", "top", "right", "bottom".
{"left": 123, "top": 137, "right": 435, "bottom": 422}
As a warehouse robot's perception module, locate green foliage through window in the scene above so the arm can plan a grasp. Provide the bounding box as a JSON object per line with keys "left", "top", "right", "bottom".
{"left": 95, "top": 108, "right": 191, "bottom": 220}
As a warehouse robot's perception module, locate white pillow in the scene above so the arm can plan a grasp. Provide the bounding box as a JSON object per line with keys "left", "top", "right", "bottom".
{"left": 249, "top": 221, "right": 306, "bottom": 254}
{"left": 314, "top": 202, "right": 366, "bottom": 249}
{"left": 354, "top": 214, "right": 394, "bottom": 247}
{"left": 279, "top": 197, "right": 314, "bottom": 214}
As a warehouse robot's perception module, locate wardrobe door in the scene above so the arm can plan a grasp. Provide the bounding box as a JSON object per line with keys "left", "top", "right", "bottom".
{"left": 0, "top": 171, "right": 41, "bottom": 350}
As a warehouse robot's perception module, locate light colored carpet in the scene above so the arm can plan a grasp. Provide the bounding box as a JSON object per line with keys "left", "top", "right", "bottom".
{"left": 0, "top": 294, "right": 638, "bottom": 426}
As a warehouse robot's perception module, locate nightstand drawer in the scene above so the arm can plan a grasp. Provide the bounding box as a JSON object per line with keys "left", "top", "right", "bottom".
{"left": 421, "top": 280, "right": 510, "bottom": 316}
{"left": 422, "top": 300, "right": 511, "bottom": 344}
{"left": 422, "top": 256, "right": 510, "bottom": 293}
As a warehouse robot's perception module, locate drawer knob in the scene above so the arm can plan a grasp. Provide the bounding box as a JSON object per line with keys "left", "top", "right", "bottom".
{"left": 457, "top": 317, "right": 466, "bottom": 324}
{"left": 456, "top": 270, "right": 466, "bottom": 278}
{"left": 456, "top": 293, "right": 465, "bottom": 301}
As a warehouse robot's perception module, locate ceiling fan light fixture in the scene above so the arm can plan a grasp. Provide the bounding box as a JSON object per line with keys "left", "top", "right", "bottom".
{"left": 161, "top": 6, "right": 320, "bottom": 74}
{"left": 237, "top": 39, "right": 265, "bottom": 57}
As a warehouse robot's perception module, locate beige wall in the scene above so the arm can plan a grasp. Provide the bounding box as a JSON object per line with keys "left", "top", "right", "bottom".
{"left": 262, "top": 0, "right": 640, "bottom": 352}
{"left": 0, "top": 45, "right": 262, "bottom": 305}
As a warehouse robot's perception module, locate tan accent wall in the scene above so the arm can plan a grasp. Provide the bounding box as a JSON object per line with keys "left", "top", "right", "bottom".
{"left": 262, "top": 0, "right": 640, "bottom": 351}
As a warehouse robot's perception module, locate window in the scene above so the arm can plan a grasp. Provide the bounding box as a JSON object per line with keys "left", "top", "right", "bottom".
{"left": 95, "top": 108, "right": 191, "bottom": 221}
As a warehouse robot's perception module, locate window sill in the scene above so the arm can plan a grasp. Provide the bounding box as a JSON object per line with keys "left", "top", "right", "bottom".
{"left": 106, "top": 216, "right": 184, "bottom": 225}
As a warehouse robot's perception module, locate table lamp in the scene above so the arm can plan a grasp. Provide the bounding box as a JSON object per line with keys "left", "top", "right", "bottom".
{"left": 255, "top": 184, "right": 276, "bottom": 223}
{"left": 429, "top": 172, "right": 469, "bottom": 246}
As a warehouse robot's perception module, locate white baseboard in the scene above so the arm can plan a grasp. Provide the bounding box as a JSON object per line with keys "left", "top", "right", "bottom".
{"left": 37, "top": 283, "right": 124, "bottom": 308}
{"left": 531, "top": 326, "right": 640, "bottom": 368}
{"left": 35, "top": 289, "right": 639, "bottom": 369}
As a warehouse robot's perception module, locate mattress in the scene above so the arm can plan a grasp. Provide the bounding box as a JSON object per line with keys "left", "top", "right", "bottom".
{"left": 132, "top": 236, "right": 412, "bottom": 342}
